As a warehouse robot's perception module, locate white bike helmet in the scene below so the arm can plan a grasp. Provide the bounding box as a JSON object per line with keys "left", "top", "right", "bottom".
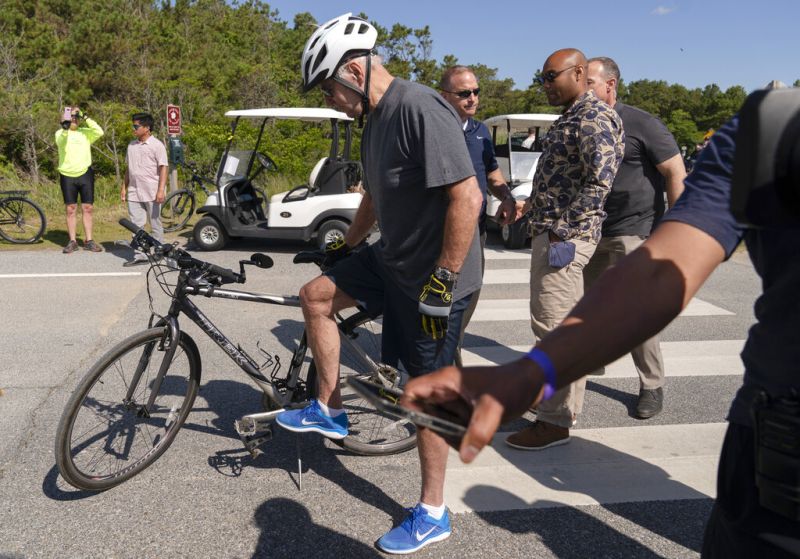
{"left": 301, "top": 13, "right": 378, "bottom": 92}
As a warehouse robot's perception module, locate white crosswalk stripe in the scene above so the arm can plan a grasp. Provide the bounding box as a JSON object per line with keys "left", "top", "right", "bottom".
{"left": 469, "top": 296, "right": 734, "bottom": 322}
{"left": 449, "top": 245, "right": 744, "bottom": 517}
{"left": 461, "top": 340, "right": 745, "bottom": 377}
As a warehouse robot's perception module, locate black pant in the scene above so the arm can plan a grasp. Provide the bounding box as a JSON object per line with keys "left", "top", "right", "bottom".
{"left": 702, "top": 422, "right": 800, "bottom": 558}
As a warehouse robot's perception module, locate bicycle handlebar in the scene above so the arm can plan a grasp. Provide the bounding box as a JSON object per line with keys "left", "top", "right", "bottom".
{"left": 119, "top": 218, "right": 244, "bottom": 285}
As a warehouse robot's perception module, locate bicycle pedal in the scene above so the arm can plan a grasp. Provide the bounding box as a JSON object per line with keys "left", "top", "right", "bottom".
{"left": 235, "top": 409, "right": 285, "bottom": 436}
{"left": 237, "top": 428, "right": 273, "bottom": 459}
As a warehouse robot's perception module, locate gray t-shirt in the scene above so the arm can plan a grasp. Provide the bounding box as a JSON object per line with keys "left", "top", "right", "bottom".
{"left": 361, "top": 78, "right": 482, "bottom": 300}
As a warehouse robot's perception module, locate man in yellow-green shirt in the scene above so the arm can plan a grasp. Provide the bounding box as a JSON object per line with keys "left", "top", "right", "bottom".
{"left": 55, "top": 106, "right": 104, "bottom": 253}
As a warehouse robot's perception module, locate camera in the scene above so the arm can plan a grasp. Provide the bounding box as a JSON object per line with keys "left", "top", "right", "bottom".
{"left": 731, "top": 88, "right": 800, "bottom": 226}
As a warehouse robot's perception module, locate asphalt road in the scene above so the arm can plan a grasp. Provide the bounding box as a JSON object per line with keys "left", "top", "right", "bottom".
{"left": 0, "top": 234, "right": 760, "bottom": 559}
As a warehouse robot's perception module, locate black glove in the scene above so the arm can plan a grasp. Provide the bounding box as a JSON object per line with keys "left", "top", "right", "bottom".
{"left": 322, "top": 238, "right": 351, "bottom": 269}
{"left": 418, "top": 266, "right": 457, "bottom": 340}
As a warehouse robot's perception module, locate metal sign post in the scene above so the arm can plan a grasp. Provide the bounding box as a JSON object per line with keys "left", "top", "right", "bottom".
{"left": 167, "top": 105, "right": 182, "bottom": 194}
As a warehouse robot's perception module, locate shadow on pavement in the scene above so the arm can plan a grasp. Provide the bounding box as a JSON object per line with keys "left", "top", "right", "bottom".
{"left": 461, "top": 435, "right": 712, "bottom": 554}
{"left": 251, "top": 498, "right": 381, "bottom": 558}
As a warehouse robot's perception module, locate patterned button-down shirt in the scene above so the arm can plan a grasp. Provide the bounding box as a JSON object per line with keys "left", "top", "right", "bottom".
{"left": 529, "top": 90, "right": 625, "bottom": 242}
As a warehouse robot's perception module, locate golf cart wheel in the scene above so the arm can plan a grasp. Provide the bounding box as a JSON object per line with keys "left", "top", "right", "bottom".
{"left": 193, "top": 216, "right": 227, "bottom": 251}
{"left": 317, "top": 219, "right": 348, "bottom": 249}
{"left": 501, "top": 219, "right": 529, "bottom": 249}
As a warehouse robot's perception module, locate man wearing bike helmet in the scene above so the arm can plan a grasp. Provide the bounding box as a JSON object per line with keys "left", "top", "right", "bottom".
{"left": 275, "top": 13, "right": 484, "bottom": 555}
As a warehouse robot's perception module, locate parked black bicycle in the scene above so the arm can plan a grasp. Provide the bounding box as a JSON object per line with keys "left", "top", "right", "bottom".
{"left": 0, "top": 190, "right": 46, "bottom": 243}
{"left": 55, "top": 218, "right": 416, "bottom": 491}
{"left": 160, "top": 162, "right": 217, "bottom": 232}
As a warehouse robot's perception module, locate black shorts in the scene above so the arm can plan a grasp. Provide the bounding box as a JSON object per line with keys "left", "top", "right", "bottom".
{"left": 60, "top": 168, "right": 95, "bottom": 205}
{"left": 324, "top": 243, "right": 473, "bottom": 377}
{"left": 702, "top": 422, "right": 800, "bottom": 558}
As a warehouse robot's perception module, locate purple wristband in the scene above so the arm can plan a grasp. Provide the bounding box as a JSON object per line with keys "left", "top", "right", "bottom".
{"left": 523, "top": 347, "right": 557, "bottom": 401}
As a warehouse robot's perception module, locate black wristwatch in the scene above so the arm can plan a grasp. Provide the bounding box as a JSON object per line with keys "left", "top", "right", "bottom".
{"left": 433, "top": 265, "right": 459, "bottom": 282}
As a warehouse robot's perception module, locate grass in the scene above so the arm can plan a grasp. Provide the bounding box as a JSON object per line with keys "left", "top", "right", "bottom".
{"left": 0, "top": 172, "right": 304, "bottom": 251}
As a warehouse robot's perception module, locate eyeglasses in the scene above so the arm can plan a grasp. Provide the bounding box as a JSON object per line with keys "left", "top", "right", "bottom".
{"left": 444, "top": 88, "right": 480, "bottom": 99}
{"left": 536, "top": 65, "right": 578, "bottom": 85}
{"left": 132, "top": 124, "right": 143, "bottom": 130}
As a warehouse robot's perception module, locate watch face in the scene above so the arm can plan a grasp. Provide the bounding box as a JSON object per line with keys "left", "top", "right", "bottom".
{"left": 434, "top": 266, "right": 457, "bottom": 281}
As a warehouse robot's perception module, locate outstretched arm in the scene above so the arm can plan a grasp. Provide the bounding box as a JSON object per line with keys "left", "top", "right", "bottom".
{"left": 404, "top": 219, "right": 727, "bottom": 462}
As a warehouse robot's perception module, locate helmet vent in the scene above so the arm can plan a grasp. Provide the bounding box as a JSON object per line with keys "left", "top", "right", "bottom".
{"left": 311, "top": 45, "right": 327, "bottom": 73}
{"left": 358, "top": 24, "right": 370, "bottom": 35}
{"left": 324, "top": 20, "right": 337, "bottom": 30}
{"left": 308, "top": 35, "right": 320, "bottom": 50}
{"left": 344, "top": 22, "right": 355, "bottom": 35}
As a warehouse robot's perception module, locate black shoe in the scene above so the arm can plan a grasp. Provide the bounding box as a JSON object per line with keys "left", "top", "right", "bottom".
{"left": 635, "top": 387, "right": 663, "bottom": 419}
{"left": 123, "top": 258, "right": 148, "bottom": 267}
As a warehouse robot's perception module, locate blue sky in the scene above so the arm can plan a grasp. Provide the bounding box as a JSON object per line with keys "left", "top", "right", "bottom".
{"left": 265, "top": 0, "right": 797, "bottom": 93}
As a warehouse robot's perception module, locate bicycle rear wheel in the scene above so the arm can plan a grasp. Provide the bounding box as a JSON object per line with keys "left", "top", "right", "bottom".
{"left": 55, "top": 327, "right": 201, "bottom": 491}
{"left": 309, "top": 311, "right": 417, "bottom": 456}
{"left": 0, "top": 196, "right": 46, "bottom": 243}
{"left": 160, "top": 190, "right": 195, "bottom": 232}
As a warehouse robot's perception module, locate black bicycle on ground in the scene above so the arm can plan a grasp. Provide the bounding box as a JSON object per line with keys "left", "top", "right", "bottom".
{"left": 0, "top": 190, "right": 46, "bottom": 243}
{"left": 54, "top": 218, "right": 415, "bottom": 491}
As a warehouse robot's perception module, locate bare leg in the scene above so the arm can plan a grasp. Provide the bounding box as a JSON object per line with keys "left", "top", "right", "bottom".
{"left": 82, "top": 204, "right": 94, "bottom": 240}
{"left": 299, "top": 275, "right": 357, "bottom": 409}
{"left": 418, "top": 427, "right": 449, "bottom": 506}
{"left": 65, "top": 204, "right": 77, "bottom": 241}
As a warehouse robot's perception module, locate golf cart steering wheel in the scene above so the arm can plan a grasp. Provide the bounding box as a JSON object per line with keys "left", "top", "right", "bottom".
{"left": 256, "top": 152, "right": 278, "bottom": 173}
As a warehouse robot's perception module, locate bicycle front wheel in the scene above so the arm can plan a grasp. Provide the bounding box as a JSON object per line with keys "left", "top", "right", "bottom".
{"left": 160, "top": 190, "right": 195, "bottom": 232}
{"left": 309, "top": 311, "right": 417, "bottom": 456}
{"left": 55, "top": 327, "right": 201, "bottom": 491}
{"left": 0, "top": 196, "right": 46, "bottom": 243}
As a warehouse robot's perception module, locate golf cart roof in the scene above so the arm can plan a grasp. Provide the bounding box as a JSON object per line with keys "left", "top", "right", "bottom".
{"left": 224, "top": 108, "right": 352, "bottom": 122}
{"left": 484, "top": 113, "right": 559, "bottom": 130}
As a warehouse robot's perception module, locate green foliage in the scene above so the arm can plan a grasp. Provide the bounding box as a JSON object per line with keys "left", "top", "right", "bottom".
{"left": 0, "top": 0, "right": 758, "bottom": 195}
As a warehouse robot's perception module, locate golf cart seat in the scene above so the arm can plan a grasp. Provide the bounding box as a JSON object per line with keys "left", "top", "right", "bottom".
{"left": 223, "top": 176, "right": 266, "bottom": 225}
{"left": 310, "top": 157, "right": 362, "bottom": 195}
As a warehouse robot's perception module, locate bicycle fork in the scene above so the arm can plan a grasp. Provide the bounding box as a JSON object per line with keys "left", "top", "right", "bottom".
{"left": 124, "top": 319, "right": 181, "bottom": 417}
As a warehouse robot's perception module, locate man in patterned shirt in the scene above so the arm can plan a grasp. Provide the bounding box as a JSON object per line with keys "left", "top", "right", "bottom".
{"left": 507, "top": 48, "right": 625, "bottom": 450}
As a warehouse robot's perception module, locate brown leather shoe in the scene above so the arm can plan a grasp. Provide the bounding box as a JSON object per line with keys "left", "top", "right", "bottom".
{"left": 505, "top": 421, "right": 570, "bottom": 450}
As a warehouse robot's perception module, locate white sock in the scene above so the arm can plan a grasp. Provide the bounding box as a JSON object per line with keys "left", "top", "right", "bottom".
{"left": 419, "top": 502, "right": 446, "bottom": 520}
{"left": 316, "top": 400, "right": 344, "bottom": 417}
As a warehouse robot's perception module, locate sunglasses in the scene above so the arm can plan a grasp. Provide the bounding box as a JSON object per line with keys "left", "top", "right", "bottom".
{"left": 536, "top": 65, "right": 578, "bottom": 85}
{"left": 132, "top": 124, "right": 144, "bottom": 130}
{"left": 320, "top": 83, "right": 335, "bottom": 97}
{"left": 445, "top": 88, "right": 480, "bottom": 99}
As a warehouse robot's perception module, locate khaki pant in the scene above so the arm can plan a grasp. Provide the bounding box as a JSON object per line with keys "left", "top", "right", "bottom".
{"left": 530, "top": 233, "right": 597, "bottom": 428}
{"left": 583, "top": 235, "right": 665, "bottom": 390}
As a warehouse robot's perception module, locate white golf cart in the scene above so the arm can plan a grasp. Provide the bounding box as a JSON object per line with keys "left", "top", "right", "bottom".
{"left": 484, "top": 113, "right": 559, "bottom": 248}
{"left": 192, "top": 108, "right": 363, "bottom": 251}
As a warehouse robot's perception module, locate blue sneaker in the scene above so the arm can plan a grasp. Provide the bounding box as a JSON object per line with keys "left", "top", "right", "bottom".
{"left": 275, "top": 399, "right": 348, "bottom": 439}
{"left": 376, "top": 504, "right": 451, "bottom": 554}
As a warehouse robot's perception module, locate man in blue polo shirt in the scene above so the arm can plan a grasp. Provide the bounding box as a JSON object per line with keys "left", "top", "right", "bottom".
{"left": 405, "top": 105, "right": 800, "bottom": 556}
{"left": 439, "top": 66, "right": 517, "bottom": 366}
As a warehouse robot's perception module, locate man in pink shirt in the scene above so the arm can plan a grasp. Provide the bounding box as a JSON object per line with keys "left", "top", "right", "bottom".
{"left": 121, "top": 113, "right": 168, "bottom": 266}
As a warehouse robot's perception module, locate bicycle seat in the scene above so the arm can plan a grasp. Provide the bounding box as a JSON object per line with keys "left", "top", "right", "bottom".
{"left": 293, "top": 250, "right": 325, "bottom": 266}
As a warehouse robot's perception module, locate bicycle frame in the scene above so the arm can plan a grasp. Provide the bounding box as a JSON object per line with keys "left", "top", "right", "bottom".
{"left": 138, "top": 266, "right": 381, "bottom": 417}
